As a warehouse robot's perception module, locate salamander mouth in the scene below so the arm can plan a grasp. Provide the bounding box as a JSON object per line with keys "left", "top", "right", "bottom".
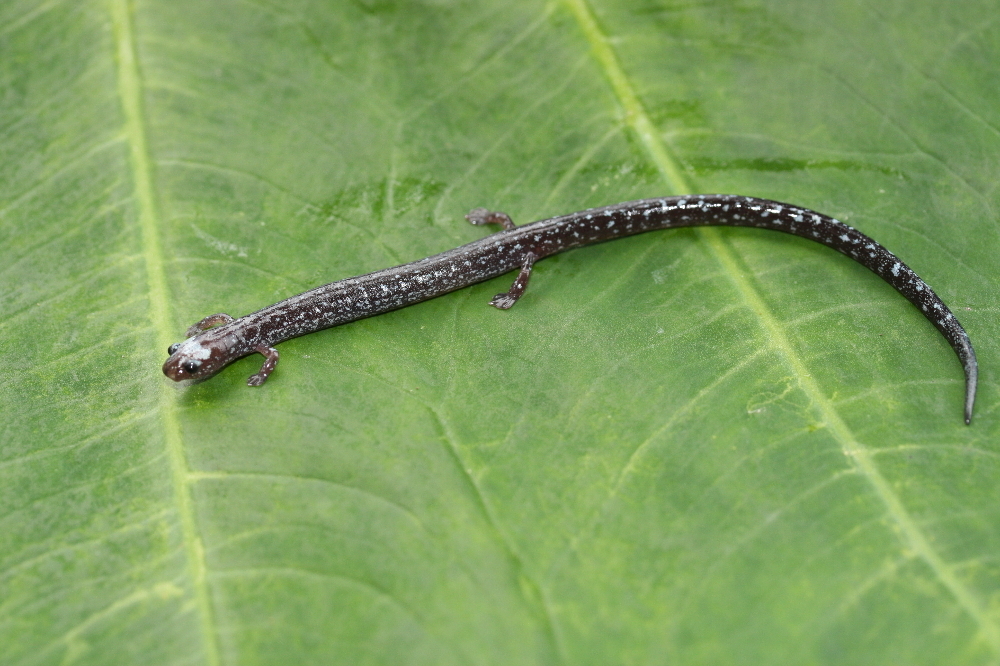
{"left": 162, "top": 357, "right": 187, "bottom": 382}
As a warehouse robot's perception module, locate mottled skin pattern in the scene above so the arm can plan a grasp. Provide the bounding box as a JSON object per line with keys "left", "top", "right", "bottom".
{"left": 163, "top": 195, "right": 977, "bottom": 423}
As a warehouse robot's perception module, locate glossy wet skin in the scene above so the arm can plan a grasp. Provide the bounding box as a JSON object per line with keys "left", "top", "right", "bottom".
{"left": 161, "top": 195, "right": 976, "bottom": 422}
{"left": 164, "top": 311, "right": 280, "bottom": 385}
{"left": 162, "top": 333, "right": 231, "bottom": 382}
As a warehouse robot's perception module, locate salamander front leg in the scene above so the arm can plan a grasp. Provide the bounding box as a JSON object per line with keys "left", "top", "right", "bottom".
{"left": 247, "top": 345, "right": 279, "bottom": 386}
{"left": 466, "top": 208, "right": 516, "bottom": 231}
{"left": 186, "top": 313, "right": 235, "bottom": 337}
{"left": 491, "top": 252, "right": 537, "bottom": 309}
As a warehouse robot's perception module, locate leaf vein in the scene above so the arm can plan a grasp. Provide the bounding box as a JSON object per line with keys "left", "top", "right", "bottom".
{"left": 109, "top": 2, "right": 221, "bottom": 664}
{"left": 564, "top": 0, "right": 1000, "bottom": 652}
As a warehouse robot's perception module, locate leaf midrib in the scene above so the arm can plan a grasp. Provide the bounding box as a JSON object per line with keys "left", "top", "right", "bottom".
{"left": 110, "top": 1, "right": 221, "bottom": 664}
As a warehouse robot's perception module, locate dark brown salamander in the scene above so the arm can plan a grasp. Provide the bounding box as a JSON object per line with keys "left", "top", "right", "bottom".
{"left": 163, "top": 195, "right": 978, "bottom": 423}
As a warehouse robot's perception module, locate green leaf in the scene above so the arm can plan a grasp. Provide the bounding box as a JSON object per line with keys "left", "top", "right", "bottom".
{"left": 2, "top": 0, "right": 997, "bottom": 664}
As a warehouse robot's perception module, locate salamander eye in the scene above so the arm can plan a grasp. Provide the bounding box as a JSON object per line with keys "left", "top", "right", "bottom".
{"left": 168, "top": 343, "right": 181, "bottom": 355}
{"left": 182, "top": 361, "right": 200, "bottom": 374}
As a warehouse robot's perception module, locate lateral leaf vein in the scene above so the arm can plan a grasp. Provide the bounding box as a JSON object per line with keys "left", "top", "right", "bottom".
{"left": 562, "top": 0, "right": 999, "bottom": 651}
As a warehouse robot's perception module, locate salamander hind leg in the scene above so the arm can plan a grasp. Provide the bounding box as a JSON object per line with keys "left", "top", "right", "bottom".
{"left": 466, "top": 208, "right": 516, "bottom": 231}
{"left": 247, "top": 345, "right": 279, "bottom": 386}
{"left": 186, "top": 313, "right": 235, "bottom": 337}
{"left": 491, "top": 252, "right": 537, "bottom": 309}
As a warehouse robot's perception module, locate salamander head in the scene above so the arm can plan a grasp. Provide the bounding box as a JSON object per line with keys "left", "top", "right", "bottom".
{"left": 162, "top": 336, "right": 229, "bottom": 382}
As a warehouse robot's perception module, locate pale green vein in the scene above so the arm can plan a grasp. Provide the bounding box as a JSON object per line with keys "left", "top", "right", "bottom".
{"left": 0, "top": 508, "right": 171, "bottom": 584}
{"left": 427, "top": 406, "right": 565, "bottom": 664}
{"left": 542, "top": 122, "right": 624, "bottom": 210}
{"left": 109, "top": 2, "right": 220, "bottom": 665}
{"left": 431, "top": 52, "right": 590, "bottom": 224}
{"left": 187, "top": 470, "right": 427, "bottom": 529}
{"left": 563, "top": 0, "right": 1000, "bottom": 653}
{"left": 212, "top": 566, "right": 471, "bottom": 664}
{"left": 547, "top": 344, "right": 770, "bottom": 582}
{"left": 561, "top": 0, "right": 691, "bottom": 192}
{"left": 213, "top": 566, "right": 428, "bottom": 626}
{"left": 28, "top": 583, "right": 184, "bottom": 664}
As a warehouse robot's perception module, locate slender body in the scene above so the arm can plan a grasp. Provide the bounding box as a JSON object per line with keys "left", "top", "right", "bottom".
{"left": 163, "top": 195, "right": 977, "bottom": 423}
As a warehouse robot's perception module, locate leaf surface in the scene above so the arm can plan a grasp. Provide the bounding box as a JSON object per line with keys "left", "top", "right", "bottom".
{"left": 2, "top": 1, "right": 998, "bottom": 664}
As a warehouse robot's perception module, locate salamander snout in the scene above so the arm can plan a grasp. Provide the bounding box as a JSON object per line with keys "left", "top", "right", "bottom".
{"left": 162, "top": 338, "right": 221, "bottom": 382}
{"left": 163, "top": 357, "right": 204, "bottom": 380}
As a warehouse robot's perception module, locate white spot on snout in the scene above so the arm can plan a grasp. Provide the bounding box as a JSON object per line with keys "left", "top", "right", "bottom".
{"left": 178, "top": 339, "right": 212, "bottom": 360}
